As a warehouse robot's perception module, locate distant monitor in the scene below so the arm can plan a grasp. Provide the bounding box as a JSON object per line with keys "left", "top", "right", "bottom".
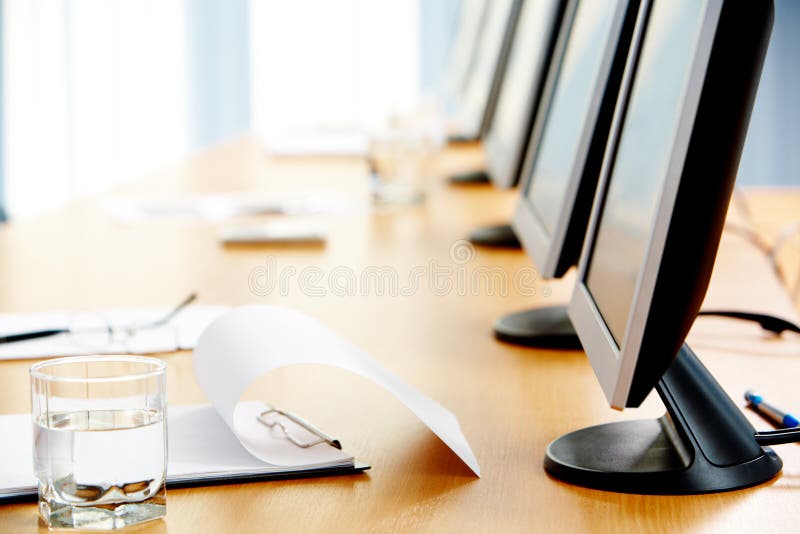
{"left": 513, "top": 0, "right": 641, "bottom": 279}
{"left": 482, "top": 0, "right": 566, "bottom": 189}
{"left": 449, "top": 0, "right": 520, "bottom": 141}
{"left": 441, "top": 0, "right": 489, "bottom": 112}
{"left": 548, "top": 0, "right": 776, "bottom": 494}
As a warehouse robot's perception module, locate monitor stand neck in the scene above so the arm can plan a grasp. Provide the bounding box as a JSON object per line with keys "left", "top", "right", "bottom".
{"left": 544, "top": 344, "right": 782, "bottom": 494}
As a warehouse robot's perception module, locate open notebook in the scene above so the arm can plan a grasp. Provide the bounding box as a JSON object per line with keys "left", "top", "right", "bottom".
{"left": 0, "top": 402, "right": 368, "bottom": 501}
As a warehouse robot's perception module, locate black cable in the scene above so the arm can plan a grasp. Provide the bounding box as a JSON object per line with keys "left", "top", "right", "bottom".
{"left": 698, "top": 310, "right": 800, "bottom": 335}
{"left": 754, "top": 428, "right": 800, "bottom": 446}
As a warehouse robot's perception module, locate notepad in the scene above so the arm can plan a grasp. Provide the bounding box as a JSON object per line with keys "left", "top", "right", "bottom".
{"left": 0, "top": 403, "right": 367, "bottom": 501}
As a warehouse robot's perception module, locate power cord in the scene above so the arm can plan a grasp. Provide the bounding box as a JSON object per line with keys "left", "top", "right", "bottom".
{"left": 697, "top": 310, "right": 800, "bottom": 336}
{"left": 754, "top": 428, "right": 800, "bottom": 446}
{"left": 702, "top": 189, "right": 800, "bottom": 337}
{"left": 745, "top": 391, "right": 800, "bottom": 445}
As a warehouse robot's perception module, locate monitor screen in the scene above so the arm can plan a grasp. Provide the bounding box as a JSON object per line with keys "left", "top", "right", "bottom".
{"left": 526, "top": 0, "right": 624, "bottom": 236}
{"left": 585, "top": 0, "right": 709, "bottom": 345}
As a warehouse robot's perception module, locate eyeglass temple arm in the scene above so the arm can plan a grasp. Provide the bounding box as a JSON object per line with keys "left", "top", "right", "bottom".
{"left": 142, "top": 293, "right": 198, "bottom": 329}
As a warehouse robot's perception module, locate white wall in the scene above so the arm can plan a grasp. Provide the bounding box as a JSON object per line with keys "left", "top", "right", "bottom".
{"left": 734, "top": 0, "right": 799, "bottom": 186}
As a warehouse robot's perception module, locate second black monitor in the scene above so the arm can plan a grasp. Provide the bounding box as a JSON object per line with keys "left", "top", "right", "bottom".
{"left": 512, "top": 0, "right": 640, "bottom": 279}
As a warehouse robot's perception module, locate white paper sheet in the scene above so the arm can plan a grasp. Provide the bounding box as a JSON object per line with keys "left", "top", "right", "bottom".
{"left": 0, "top": 306, "right": 228, "bottom": 360}
{"left": 194, "top": 305, "right": 481, "bottom": 476}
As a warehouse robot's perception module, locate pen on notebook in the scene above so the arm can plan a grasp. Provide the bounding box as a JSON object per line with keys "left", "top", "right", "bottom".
{"left": 744, "top": 390, "right": 800, "bottom": 429}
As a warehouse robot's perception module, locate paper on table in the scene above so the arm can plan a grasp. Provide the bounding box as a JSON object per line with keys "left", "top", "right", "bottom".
{"left": 0, "top": 305, "right": 228, "bottom": 360}
{"left": 104, "top": 193, "right": 359, "bottom": 224}
{"left": 194, "top": 305, "right": 481, "bottom": 476}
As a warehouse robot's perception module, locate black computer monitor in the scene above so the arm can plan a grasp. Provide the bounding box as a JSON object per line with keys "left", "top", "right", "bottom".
{"left": 493, "top": 0, "right": 641, "bottom": 348}
{"left": 441, "top": 0, "right": 489, "bottom": 111}
{"left": 448, "top": 0, "right": 521, "bottom": 143}
{"left": 482, "top": 0, "right": 566, "bottom": 190}
{"left": 452, "top": 0, "right": 564, "bottom": 247}
{"left": 548, "top": 0, "right": 775, "bottom": 494}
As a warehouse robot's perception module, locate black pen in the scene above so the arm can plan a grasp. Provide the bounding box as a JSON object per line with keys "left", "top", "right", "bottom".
{"left": 0, "top": 328, "right": 68, "bottom": 345}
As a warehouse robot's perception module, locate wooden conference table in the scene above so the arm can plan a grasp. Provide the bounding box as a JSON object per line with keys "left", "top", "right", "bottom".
{"left": 0, "top": 138, "right": 798, "bottom": 533}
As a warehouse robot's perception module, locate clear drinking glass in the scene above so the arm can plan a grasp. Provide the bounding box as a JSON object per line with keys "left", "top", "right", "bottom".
{"left": 368, "top": 106, "right": 446, "bottom": 206}
{"left": 30, "top": 356, "right": 168, "bottom": 530}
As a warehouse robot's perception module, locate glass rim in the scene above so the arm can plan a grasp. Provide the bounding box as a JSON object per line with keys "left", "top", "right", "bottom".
{"left": 30, "top": 355, "right": 167, "bottom": 384}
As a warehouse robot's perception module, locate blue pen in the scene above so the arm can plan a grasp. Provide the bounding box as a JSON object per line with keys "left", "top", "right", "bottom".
{"left": 744, "top": 390, "right": 800, "bottom": 429}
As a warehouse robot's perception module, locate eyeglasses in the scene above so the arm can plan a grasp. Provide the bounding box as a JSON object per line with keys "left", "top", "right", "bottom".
{"left": 0, "top": 293, "right": 197, "bottom": 354}
{"left": 257, "top": 405, "right": 342, "bottom": 450}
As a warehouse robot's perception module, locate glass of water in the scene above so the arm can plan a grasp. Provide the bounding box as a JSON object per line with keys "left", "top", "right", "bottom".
{"left": 30, "top": 356, "right": 167, "bottom": 530}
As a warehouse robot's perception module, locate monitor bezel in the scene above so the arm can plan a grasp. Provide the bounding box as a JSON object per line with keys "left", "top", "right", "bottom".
{"left": 512, "top": 0, "right": 638, "bottom": 279}
{"left": 568, "top": 0, "right": 773, "bottom": 409}
{"left": 482, "top": 0, "right": 566, "bottom": 190}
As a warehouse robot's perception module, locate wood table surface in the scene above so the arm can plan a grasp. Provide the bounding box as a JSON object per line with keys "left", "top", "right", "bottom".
{"left": 0, "top": 138, "right": 798, "bottom": 533}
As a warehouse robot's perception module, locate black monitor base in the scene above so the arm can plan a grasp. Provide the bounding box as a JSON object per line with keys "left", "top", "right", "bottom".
{"left": 545, "top": 344, "right": 782, "bottom": 494}
{"left": 494, "top": 305, "right": 581, "bottom": 349}
{"left": 447, "top": 134, "right": 480, "bottom": 144}
{"left": 448, "top": 170, "right": 491, "bottom": 185}
{"left": 468, "top": 224, "right": 521, "bottom": 248}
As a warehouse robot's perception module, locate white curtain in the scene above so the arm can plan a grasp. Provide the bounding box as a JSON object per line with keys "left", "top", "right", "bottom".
{"left": 2, "top": 0, "right": 425, "bottom": 218}
{"left": 2, "top": 0, "right": 189, "bottom": 218}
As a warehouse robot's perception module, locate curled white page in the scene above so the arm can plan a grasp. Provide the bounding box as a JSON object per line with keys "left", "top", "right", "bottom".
{"left": 193, "top": 305, "right": 480, "bottom": 476}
